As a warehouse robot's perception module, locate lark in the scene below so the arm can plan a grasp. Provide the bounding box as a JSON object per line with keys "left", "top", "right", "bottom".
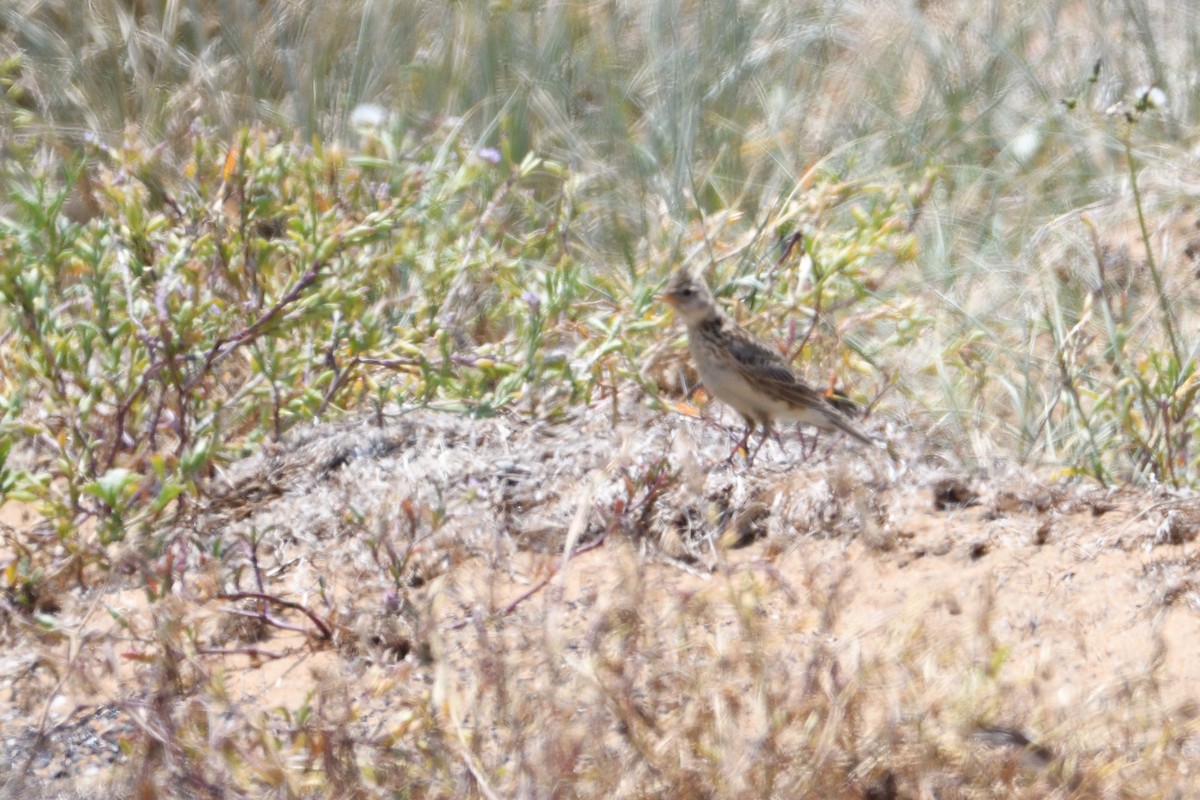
{"left": 661, "top": 269, "right": 876, "bottom": 463}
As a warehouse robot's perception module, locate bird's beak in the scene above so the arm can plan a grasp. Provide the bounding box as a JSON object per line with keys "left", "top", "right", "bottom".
{"left": 660, "top": 292, "right": 680, "bottom": 307}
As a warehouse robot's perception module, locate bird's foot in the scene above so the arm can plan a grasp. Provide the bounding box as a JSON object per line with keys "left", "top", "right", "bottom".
{"left": 724, "top": 426, "right": 755, "bottom": 465}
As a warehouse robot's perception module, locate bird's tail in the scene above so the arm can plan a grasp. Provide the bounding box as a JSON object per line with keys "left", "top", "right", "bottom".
{"left": 830, "top": 412, "right": 882, "bottom": 448}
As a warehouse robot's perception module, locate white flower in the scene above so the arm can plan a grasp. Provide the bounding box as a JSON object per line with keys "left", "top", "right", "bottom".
{"left": 349, "top": 103, "right": 391, "bottom": 130}
{"left": 1135, "top": 85, "right": 1167, "bottom": 110}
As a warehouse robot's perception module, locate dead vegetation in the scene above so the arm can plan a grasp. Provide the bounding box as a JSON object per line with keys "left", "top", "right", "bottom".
{"left": 4, "top": 403, "right": 1200, "bottom": 797}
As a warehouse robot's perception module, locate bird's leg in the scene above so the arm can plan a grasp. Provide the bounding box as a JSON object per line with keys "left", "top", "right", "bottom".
{"left": 789, "top": 425, "right": 817, "bottom": 462}
{"left": 726, "top": 418, "right": 756, "bottom": 463}
{"left": 745, "top": 421, "right": 774, "bottom": 466}
{"left": 801, "top": 428, "right": 820, "bottom": 460}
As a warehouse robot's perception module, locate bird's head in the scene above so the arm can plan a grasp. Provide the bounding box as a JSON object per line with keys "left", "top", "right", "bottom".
{"left": 661, "top": 269, "right": 716, "bottom": 324}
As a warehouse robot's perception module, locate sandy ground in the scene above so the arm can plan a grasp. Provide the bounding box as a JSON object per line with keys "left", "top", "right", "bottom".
{"left": 2, "top": 403, "right": 1200, "bottom": 796}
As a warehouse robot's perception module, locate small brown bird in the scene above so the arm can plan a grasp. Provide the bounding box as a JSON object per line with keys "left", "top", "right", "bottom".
{"left": 661, "top": 268, "right": 876, "bottom": 463}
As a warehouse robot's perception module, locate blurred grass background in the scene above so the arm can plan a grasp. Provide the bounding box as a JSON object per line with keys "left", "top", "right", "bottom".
{"left": 2, "top": 0, "right": 1200, "bottom": 523}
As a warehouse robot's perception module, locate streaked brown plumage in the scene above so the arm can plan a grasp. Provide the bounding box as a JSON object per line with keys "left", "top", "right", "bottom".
{"left": 661, "top": 269, "right": 875, "bottom": 462}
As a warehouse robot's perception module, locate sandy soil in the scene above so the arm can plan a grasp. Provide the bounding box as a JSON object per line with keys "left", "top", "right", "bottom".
{"left": 2, "top": 403, "right": 1199, "bottom": 796}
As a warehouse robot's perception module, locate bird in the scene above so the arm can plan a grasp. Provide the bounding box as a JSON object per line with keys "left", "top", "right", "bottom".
{"left": 660, "top": 268, "right": 876, "bottom": 464}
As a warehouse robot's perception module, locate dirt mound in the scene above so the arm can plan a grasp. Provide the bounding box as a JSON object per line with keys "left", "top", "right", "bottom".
{"left": 3, "top": 404, "right": 1200, "bottom": 796}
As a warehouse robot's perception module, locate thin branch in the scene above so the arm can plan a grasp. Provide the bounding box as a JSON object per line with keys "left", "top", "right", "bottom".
{"left": 218, "top": 591, "right": 332, "bottom": 640}
{"left": 447, "top": 536, "right": 607, "bottom": 631}
{"left": 221, "top": 607, "right": 315, "bottom": 638}
{"left": 187, "top": 256, "right": 325, "bottom": 392}
{"left": 197, "top": 646, "right": 286, "bottom": 660}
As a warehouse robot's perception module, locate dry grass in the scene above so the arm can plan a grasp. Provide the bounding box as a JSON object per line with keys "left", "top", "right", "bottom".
{"left": 5, "top": 405, "right": 1200, "bottom": 796}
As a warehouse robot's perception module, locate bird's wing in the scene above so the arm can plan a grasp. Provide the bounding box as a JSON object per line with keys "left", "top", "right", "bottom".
{"left": 726, "top": 330, "right": 795, "bottom": 383}
{"left": 726, "top": 322, "right": 878, "bottom": 445}
{"left": 726, "top": 327, "right": 832, "bottom": 408}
